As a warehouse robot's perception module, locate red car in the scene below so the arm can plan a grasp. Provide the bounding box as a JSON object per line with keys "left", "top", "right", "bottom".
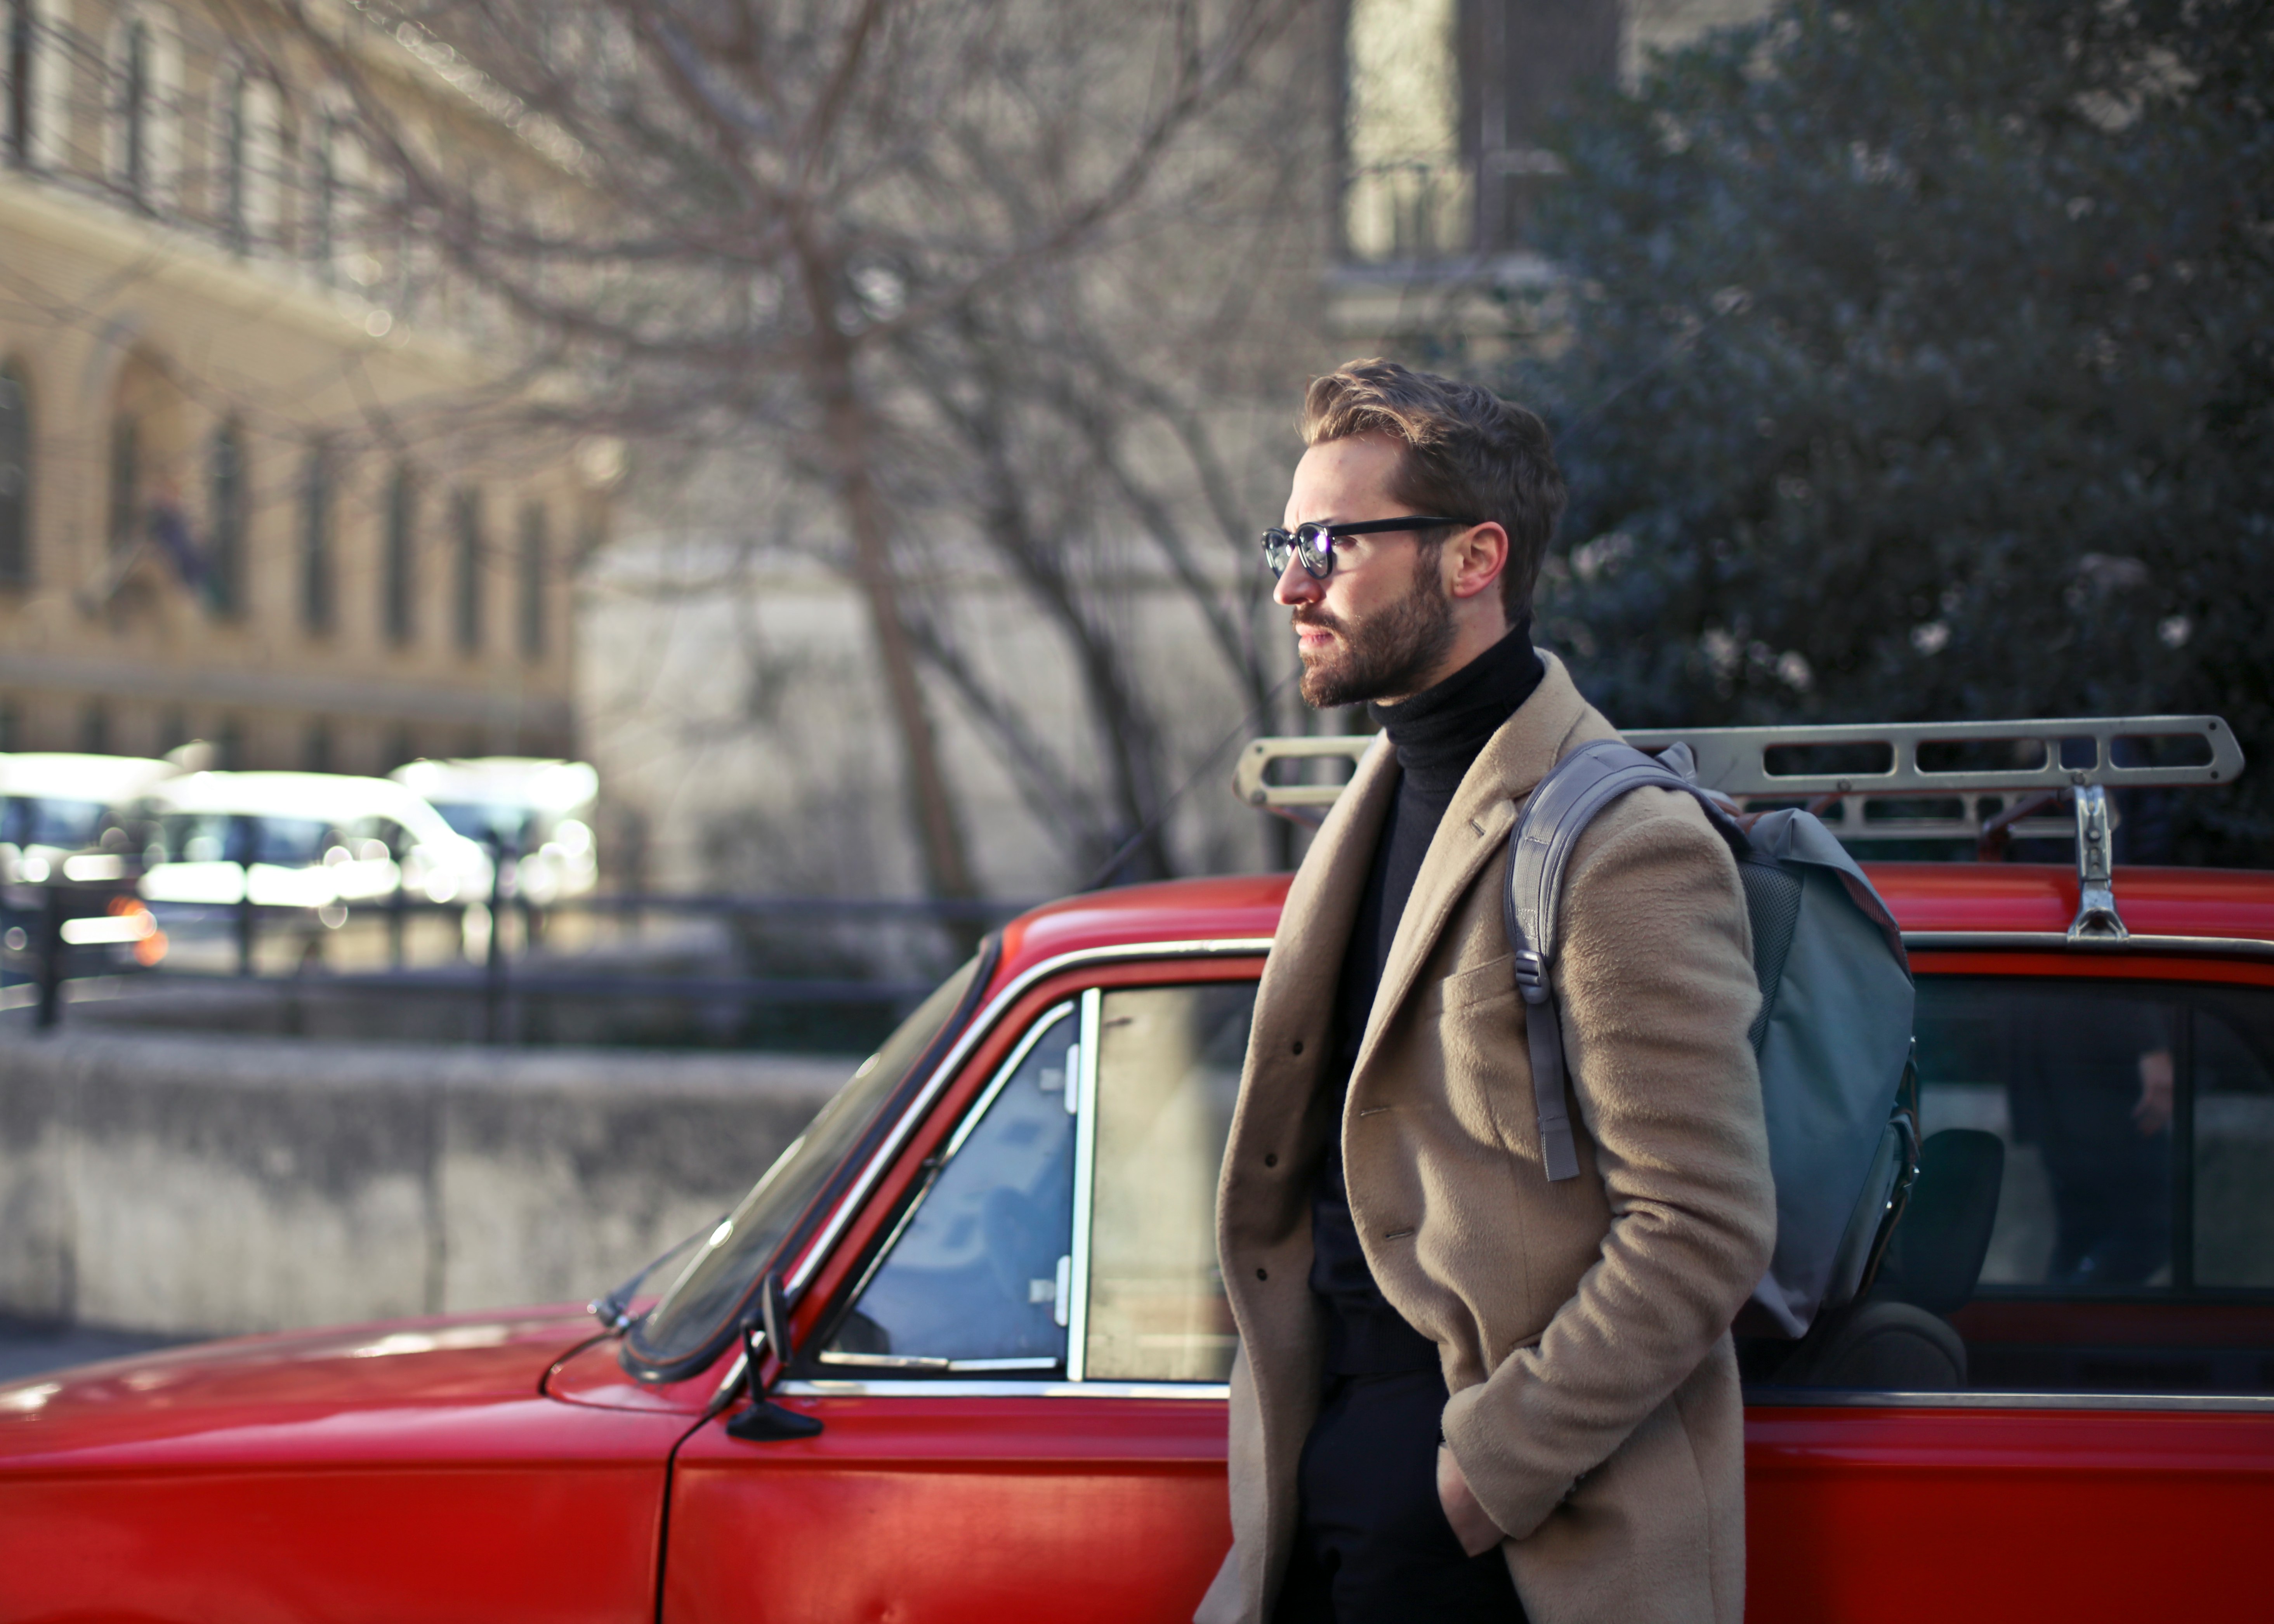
{"left": 3, "top": 717, "right": 2269, "bottom": 1622}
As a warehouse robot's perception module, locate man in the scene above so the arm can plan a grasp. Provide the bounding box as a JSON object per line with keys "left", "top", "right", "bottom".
{"left": 1198, "top": 361, "right": 1777, "bottom": 1624}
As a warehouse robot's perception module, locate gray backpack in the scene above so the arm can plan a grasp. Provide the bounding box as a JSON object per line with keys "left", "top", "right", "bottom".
{"left": 1506, "top": 738, "right": 1919, "bottom": 1339}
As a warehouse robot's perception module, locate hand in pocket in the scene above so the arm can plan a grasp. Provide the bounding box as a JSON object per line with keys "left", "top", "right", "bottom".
{"left": 1436, "top": 1443, "right": 1504, "bottom": 1558}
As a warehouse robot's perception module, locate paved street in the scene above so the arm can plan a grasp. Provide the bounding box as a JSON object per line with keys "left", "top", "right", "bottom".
{"left": 0, "top": 1319, "right": 187, "bottom": 1384}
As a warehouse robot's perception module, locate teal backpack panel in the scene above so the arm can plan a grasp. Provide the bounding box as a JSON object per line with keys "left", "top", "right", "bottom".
{"left": 1735, "top": 809, "right": 1917, "bottom": 1334}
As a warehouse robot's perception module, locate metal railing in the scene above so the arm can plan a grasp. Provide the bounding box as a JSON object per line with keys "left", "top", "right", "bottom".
{"left": 2, "top": 846, "right": 1031, "bottom": 1042}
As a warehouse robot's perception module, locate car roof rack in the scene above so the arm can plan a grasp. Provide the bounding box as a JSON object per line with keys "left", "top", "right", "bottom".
{"left": 1233, "top": 714, "right": 2244, "bottom": 943}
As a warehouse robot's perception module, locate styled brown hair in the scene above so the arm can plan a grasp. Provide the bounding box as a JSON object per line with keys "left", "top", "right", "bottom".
{"left": 1300, "top": 358, "right": 1566, "bottom": 615}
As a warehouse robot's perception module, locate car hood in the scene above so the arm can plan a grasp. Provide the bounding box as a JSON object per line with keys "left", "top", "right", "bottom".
{"left": 0, "top": 1306, "right": 602, "bottom": 1472}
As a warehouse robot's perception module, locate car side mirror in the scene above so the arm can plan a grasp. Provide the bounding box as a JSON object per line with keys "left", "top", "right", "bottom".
{"left": 724, "top": 1271, "right": 824, "bottom": 1443}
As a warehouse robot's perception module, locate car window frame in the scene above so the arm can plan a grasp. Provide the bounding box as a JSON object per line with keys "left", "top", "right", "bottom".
{"left": 1748, "top": 935, "right": 2274, "bottom": 1415}
{"left": 813, "top": 997, "right": 1083, "bottom": 1376}
{"left": 783, "top": 942, "right": 1269, "bottom": 1402}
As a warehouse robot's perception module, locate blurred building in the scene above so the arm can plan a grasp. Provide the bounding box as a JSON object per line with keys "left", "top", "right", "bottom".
{"left": 0, "top": 0, "right": 599, "bottom": 774}
{"left": 1330, "top": 0, "right": 1771, "bottom": 350}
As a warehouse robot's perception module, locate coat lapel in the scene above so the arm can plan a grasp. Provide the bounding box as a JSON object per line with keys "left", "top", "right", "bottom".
{"left": 1247, "top": 731, "right": 1399, "bottom": 1078}
{"left": 1350, "top": 653, "right": 1594, "bottom": 1086}
{"left": 1224, "top": 730, "right": 1401, "bottom": 1221}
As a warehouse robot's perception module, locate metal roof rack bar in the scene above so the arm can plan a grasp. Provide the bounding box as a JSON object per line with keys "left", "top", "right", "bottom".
{"left": 1621, "top": 714, "right": 2240, "bottom": 799}
{"left": 1234, "top": 714, "right": 2248, "bottom": 948}
{"left": 1233, "top": 735, "right": 1375, "bottom": 812}
{"left": 1233, "top": 715, "right": 2242, "bottom": 822}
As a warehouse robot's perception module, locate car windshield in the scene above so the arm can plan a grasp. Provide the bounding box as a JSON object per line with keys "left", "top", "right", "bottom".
{"left": 429, "top": 801, "right": 526, "bottom": 847}
{"left": 158, "top": 813, "right": 246, "bottom": 864}
{"left": 627, "top": 952, "right": 988, "bottom": 1371}
{"left": 2, "top": 796, "right": 107, "bottom": 850}
{"left": 253, "top": 817, "right": 332, "bottom": 866}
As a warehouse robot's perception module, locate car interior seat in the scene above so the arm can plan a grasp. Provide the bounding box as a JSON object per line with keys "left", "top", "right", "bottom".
{"left": 1773, "top": 1129, "right": 2006, "bottom": 1390}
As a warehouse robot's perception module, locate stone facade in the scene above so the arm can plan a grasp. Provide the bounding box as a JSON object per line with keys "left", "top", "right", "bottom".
{"left": 0, "top": 0, "right": 596, "bottom": 773}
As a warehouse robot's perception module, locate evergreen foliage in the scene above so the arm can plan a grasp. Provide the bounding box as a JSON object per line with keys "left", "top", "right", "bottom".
{"left": 1510, "top": 0, "right": 2273, "bottom": 863}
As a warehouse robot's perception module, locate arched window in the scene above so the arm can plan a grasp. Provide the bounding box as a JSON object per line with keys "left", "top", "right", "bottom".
{"left": 300, "top": 440, "right": 333, "bottom": 634}
{"left": 383, "top": 463, "right": 415, "bottom": 645}
{"left": 452, "top": 486, "right": 483, "bottom": 653}
{"left": 215, "top": 70, "right": 280, "bottom": 251}
{"left": 301, "top": 97, "right": 370, "bottom": 284}
{"left": 517, "top": 501, "right": 547, "bottom": 660}
{"left": 103, "top": 5, "right": 180, "bottom": 210}
{"left": 5, "top": 0, "right": 33, "bottom": 168}
{"left": 112, "top": 11, "right": 149, "bottom": 202}
{"left": 5, "top": 0, "right": 63, "bottom": 171}
{"left": 214, "top": 67, "right": 246, "bottom": 250}
{"left": 0, "top": 362, "right": 29, "bottom": 585}
{"left": 206, "top": 420, "right": 245, "bottom": 615}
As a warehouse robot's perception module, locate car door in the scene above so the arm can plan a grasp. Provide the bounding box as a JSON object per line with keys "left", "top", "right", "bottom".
{"left": 661, "top": 962, "right": 1256, "bottom": 1624}
{"left": 1746, "top": 955, "right": 2274, "bottom": 1621}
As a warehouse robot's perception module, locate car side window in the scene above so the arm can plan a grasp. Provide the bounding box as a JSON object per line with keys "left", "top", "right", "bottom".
{"left": 2189, "top": 988, "right": 2274, "bottom": 1291}
{"left": 1921, "top": 981, "right": 2180, "bottom": 1291}
{"left": 821, "top": 1002, "right": 1079, "bottom": 1372}
{"left": 1760, "top": 974, "right": 2274, "bottom": 1398}
{"left": 1080, "top": 981, "right": 1255, "bottom": 1384}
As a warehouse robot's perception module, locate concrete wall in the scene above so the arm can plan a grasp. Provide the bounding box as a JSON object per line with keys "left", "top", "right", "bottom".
{"left": 0, "top": 1022, "right": 847, "bottom": 1337}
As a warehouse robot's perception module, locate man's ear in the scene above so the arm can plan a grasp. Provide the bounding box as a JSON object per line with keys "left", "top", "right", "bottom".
{"left": 1446, "top": 523, "right": 1510, "bottom": 604}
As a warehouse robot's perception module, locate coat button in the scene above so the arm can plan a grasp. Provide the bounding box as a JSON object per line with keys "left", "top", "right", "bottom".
{"left": 1264, "top": 1153, "right": 1278, "bottom": 1168}
{"left": 1255, "top": 1267, "right": 1269, "bottom": 1280}
{"left": 1291, "top": 1040, "right": 1304, "bottom": 1056}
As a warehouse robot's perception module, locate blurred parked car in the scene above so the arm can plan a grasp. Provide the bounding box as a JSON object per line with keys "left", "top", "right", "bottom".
{"left": 131, "top": 771, "right": 493, "bottom": 911}
{"left": 391, "top": 757, "right": 600, "bottom": 903}
{"left": 0, "top": 752, "right": 176, "bottom": 883}
{"left": 3, "top": 717, "right": 2270, "bottom": 1621}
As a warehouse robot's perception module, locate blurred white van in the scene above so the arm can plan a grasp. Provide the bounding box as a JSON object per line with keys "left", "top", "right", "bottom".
{"left": 0, "top": 754, "right": 178, "bottom": 881}
{"left": 134, "top": 772, "right": 493, "bottom": 909}
{"left": 389, "top": 758, "right": 599, "bottom": 903}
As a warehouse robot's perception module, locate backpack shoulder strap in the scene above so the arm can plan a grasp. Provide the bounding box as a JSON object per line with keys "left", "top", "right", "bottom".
{"left": 1505, "top": 738, "right": 1702, "bottom": 1181}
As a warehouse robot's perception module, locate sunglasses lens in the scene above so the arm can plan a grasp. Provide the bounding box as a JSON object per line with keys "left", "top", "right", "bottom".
{"left": 1262, "top": 527, "right": 1338, "bottom": 577}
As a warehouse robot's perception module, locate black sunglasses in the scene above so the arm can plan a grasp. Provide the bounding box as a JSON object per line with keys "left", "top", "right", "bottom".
{"left": 1260, "top": 516, "right": 1476, "bottom": 579}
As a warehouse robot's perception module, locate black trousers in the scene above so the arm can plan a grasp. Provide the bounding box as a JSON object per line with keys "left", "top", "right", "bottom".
{"left": 1274, "top": 1367, "right": 1528, "bottom": 1624}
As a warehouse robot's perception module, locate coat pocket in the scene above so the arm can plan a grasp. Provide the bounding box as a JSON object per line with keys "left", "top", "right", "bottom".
{"left": 1432, "top": 954, "right": 1531, "bottom": 1154}
{"left": 1436, "top": 952, "right": 1518, "bottom": 1014}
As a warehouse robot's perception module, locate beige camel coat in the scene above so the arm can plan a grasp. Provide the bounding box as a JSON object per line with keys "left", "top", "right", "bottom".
{"left": 1196, "top": 654, "right": 1777, "bottom": 1624}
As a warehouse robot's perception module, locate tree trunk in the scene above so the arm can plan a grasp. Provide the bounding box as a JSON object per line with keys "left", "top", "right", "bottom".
{"left": 802, "top": 259, "right": 979, "bottom": 904}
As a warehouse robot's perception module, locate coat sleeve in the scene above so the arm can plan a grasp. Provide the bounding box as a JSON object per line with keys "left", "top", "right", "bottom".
{"left": 1438, "top": 791, "right": 1777, "bottom": 1541}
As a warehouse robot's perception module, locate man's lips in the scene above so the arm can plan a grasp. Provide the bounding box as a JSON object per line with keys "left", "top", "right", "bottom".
{"left": 1293, "top": 616, "right": 1341, "bottom": 651}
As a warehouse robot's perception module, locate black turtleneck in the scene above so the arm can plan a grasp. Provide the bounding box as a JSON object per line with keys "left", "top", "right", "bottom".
{"left": 1310, "top": 624, "right": 1547, "bottom": 1374}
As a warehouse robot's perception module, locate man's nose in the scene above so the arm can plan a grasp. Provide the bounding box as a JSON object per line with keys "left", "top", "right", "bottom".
{"left": 1273, "top": 557, "right": 1323, "bottom": 608}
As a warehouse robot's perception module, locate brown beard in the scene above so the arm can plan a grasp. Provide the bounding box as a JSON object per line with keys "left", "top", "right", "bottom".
{"left": 1295, "top": 551, "right": 1457, "bottom": 709}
